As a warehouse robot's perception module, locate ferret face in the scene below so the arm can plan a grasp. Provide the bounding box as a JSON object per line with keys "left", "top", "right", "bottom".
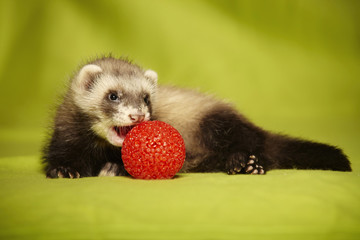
{"left": 71, "top": 62, "right": 158, "bottom": 147}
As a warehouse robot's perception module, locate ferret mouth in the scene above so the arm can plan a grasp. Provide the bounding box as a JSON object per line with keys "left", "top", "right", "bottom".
{"left": 114, "top": 126, "right": 134, "bottom": 137}
{"left": 107, "top": 125, "right": 135, "bottom": 147}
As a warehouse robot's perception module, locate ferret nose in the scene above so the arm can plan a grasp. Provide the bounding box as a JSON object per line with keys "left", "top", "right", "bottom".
{"left": 129, "top": 114, "right": 145, "bottom": 123}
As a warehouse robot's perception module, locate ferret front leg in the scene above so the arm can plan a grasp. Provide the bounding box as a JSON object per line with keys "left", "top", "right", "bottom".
{"left": 98, "top": 162, "right": 120, "bottom": 176}
{"left": 98, "top": 162, "right": 128, "bottom": 177}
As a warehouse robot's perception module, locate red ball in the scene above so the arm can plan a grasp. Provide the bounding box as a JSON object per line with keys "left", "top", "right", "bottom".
{"left": 121, "top": 121, "right": 186, "bottom": 179}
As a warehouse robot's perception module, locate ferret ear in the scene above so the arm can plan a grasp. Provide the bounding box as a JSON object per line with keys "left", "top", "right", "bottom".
{"left": 144, "top": 70, "right": 158, "bottom": 84}
{"left": 74, "top": 64, "right": 103, "bottom": 91}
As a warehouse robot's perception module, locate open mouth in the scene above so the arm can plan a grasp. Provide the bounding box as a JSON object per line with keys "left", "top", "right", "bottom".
{"left": 107, "top": 125, "right": 136, "bottom": 147}
{"left": 114, "top": 126, "right": 134, "bottom": 137}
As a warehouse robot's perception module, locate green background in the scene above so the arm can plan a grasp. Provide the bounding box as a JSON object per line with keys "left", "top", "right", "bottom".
{"left": 0, "top": 0, "right": 359, "bottom": 239}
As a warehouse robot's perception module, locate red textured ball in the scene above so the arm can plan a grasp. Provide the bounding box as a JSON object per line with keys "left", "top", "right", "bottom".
{"left": 121, "top": 121, "right": 186, "bottom": 179}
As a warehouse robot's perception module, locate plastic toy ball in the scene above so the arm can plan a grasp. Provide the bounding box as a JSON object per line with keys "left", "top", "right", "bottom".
{"left": 121, "top": 121, "right": 186, "bottom": 179}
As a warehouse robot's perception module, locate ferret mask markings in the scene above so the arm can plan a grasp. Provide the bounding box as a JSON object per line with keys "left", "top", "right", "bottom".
{"left": 71, "top": 63, "right": 155, "bottom": 148}
{"left": 91, "top": 80, "right": 153, "bottom": 147}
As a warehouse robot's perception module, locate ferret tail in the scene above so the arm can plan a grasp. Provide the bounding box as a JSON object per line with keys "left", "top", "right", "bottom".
{"left": 263, "top": 133, "right": 351, "bottom": 171}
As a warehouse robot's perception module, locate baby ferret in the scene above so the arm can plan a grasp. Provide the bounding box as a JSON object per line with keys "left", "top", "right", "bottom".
{"left": 42, "top": 56, "right": 351, "bottom": 178}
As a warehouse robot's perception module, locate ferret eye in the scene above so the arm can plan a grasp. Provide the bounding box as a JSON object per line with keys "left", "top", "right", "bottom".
{"left": 144, "top": 95, "right": 150, "bottom": 105}
{"left": 109, "top": 93, "right": 119, "bottom": 101}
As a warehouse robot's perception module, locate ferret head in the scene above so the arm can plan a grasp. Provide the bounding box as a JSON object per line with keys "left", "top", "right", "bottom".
{"left": 71, "top": 58, "right": 158, "bottom": 147}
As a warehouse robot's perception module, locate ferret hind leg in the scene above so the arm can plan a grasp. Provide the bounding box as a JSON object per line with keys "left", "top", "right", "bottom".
{"left": 198, "top": 106, "right": 267, "bottom": 174}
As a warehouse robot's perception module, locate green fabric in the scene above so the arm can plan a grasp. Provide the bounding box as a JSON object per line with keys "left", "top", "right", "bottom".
{"left": 0, "top": 0, "right": 359, "bottom": 239}
{"left": 1, "top": 156, "right": 360, "bottom": 239}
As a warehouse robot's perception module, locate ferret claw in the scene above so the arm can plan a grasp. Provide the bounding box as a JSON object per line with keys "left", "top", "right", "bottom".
{"left": 47, "top": 166, "right": 80, "bottom": 179}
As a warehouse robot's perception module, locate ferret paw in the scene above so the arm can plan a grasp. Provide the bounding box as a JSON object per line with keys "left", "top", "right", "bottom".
{"left": 98, "top": 162, "right": 121, "bottom": 177}
{"left": 226, "top": 154, "right": 265, "bottom": 175}
{"left": 245, "top": 155, "right": 265, "bottom": 175}
{"left": 226, "top": 152, "right": 247, "bottom": 175}
{"left": 46, "top": 167, "right": 80, "bottom": 179}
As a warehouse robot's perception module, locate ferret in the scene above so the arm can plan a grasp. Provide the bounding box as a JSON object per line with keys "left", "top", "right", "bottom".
{"left": 42, "top": 56, "right": 351, "bottom": 178}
